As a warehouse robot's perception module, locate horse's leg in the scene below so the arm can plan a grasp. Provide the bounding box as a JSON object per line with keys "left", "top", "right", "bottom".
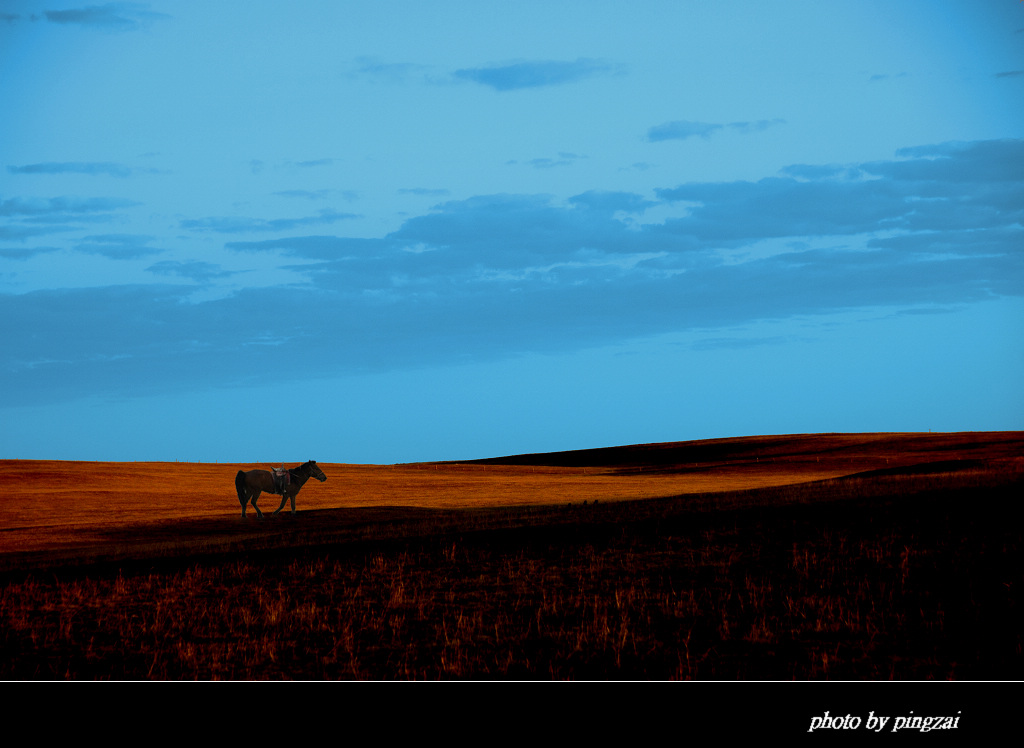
{"left": 251, "top": 491, "right": 265, "bottom": 519}
{"left": 290, "top": 493, "right": 297, "bottom": 514}
{"left": 272, "top": 492, "right": 289, "bottom": 515}
{"left": 237, "top": 473, "right": 250, "bottom": 518}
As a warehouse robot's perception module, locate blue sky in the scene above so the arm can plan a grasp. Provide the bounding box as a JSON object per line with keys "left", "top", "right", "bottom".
{"left": 1, "top": 1, "right": 1022, "bottom": 463}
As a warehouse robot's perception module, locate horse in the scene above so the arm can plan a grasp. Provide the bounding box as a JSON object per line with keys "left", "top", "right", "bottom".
{"left": 235, "top": 460, "right": 327, "bottom": 518}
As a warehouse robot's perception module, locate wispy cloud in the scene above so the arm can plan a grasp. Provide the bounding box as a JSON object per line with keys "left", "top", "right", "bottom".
{"left": 729, "top": 119, "right": 787, "bottom": 134}
{"left": 74, "top": 234, "right": 162, "bottom": 259}
{"left": 224, "top": 235, "right": 374, "bottom": 259}
{"left": 42, "top": 3, "right": 170, "bottom": 30}
{"left": 690, "top": 335, "right": 795, "bottom": 352}
{"left": 508, "top": 152, "right": 587, "bottom": 169}
{"left": 351, "top": 55, "right": 622, "bottom": 91}
{"left": 0, "top": 225, "right": 68, "bottom": 241}
{"left": 293, "top": 159, "right": 336, "bottom": 168}
{"left": 646, "top": 119, "right": 785, "bottom": 142}
{"left": 7, "top": 161, "right": 156, "bottom": 177}
{"left": 453, "top": 58, "right": 620, "bottom": 91}
{"left": 869, "top": 72, "right": 909, "bottom": 82}
{"left": 0, "top": 196, "right": 140, "bottom": 240}
{"left": 398, "top": 188, "right": 451, "bottom": 197}
{"left": 180, "top": 209, "right": 359, "bottom": 233}
{"left": 646, "top": 121, "right": 723, "bottom": 141}
{"left": 350, "top": 57, "right": 435, "bottom": 84}
{"left": 0, "top": 196, "right": 139, "bottom": 218}
{"left": 146, "top": 260, "right": 229, "bottom": 281}
{"left": 780, "top": 164, "right": 850, "bottom": 181}
{"left": 274, "top": 189, "right": 359, "bottom": 201}
{"left": 0, "top": 246, "right": 60, "bottom": 260}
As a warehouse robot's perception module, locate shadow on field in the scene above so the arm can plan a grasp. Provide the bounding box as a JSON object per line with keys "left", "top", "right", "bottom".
{"left": 0, "top": 505, "right": 456, "bottom": 577}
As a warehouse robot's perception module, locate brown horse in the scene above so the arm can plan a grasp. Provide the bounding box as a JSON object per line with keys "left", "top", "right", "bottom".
{"left": 235, "top": 460, "right": 327, "bottom": 518}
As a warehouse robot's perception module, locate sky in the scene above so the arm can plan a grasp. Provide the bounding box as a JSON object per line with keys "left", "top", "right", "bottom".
{"left": 1, "top": 1, "right": 1022, "bottom": 464}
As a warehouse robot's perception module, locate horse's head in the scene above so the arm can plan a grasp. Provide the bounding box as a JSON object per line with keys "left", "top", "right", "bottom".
{"left": 305, "top": 460, "right": 327, "bottom": 482}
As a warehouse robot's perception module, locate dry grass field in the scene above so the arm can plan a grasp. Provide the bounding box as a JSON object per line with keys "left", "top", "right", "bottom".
{"left": 1, "top": 431, "right": 1021, "bottom": 680}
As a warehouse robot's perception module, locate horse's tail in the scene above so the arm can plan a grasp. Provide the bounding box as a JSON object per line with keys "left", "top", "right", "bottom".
{"left": 235, "top": 470, "right": 248, "bottom": 506}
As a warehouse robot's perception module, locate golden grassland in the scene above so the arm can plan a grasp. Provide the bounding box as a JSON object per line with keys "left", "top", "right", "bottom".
{"left": 0, "top": 431, "right": 1021, "bottom": 679}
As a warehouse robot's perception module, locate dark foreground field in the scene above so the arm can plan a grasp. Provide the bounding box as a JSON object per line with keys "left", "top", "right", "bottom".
{"left": 0, "top": 432, "right": 1021, "bottom": 680}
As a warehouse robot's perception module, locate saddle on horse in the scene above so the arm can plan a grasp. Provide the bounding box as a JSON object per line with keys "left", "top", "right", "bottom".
{"left": 272, "top": 466, "right": 291, "bottom": 495}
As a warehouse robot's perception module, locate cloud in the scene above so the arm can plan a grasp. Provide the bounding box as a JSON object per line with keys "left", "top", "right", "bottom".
{"left": 380, "top": 193, "right": 676, "bottom": 270}
{"left": 3, "top": 138, "right": 1020, "bottom": 405}
{"left": 869, "top": 72, "right": 909, "bottom": 82}
{"left": 74, "top": 234, "right": 162, "bottom": 259}
{"left": 453, "top": 58, "right": 620, "bottom": 91}
{"left": 275, "top": 189, "right": 359, "bottom": 201}
{"left": 293, "top": 159, "right": 336, "bottom": 168}
{"left": 42, "top": 3, "right": 170, "bottom": 29}
{"left": 728, "top": 119, "right": 786, "bottom": 134}
{"left": 146, "top": 260, "right": 228, "bottom": 281}
{"left": 780, "top": 164, "right": 850, "bottom": 181}
{"left": 867, "top": 226, "right": 1022, "bottom": 259}
{"left": 655, "top": 140, "right": 1024, "bottom": 241}
{"left": 0, "top": 196, "right": 139, "bottom": 218}
{"left": 352, "top": 56, "right": 621, "bottom": 91}
{"left": 398, "top": 188, "right": 451, "bottom": 197}
{"left": 6, "top": 161, "right": 154, "bottom": 177}
{"left": 230, "top": 139, "right": 1022, "bottom": 287}
{"left": 646, "top": 120, "right": 722, "bottom": 142}
{"left": 0, "top": 225, "right": 69, "bottom": 241}
{"left": 690, "top": 335, "right": 796, "bottom": 352}
{"left": 350, "top": 57, "right": 435, "bottom": 84}
{"left": 181, "top": 209, "right": 359, "bottom": 233}
{"left": 275, "top": 189, "right": 331, "bottom": 200}
{"left": 510, "top": 153, "right": 586, "bottom": 169}
{"left": 224, "top": 235, "right": 375, "bottom": 259}
{"left": 874, "top": 139, "right": 1024, "bottom": 183}
{"left": 646, "top": 119, "right": 785, "bottom": 142}
{"left": 0, "top": 246, "right": 60, "bottom": 260}
{"left": 655, "top": 177, "right": 910, "bottom": 240}
{"left": 0, "top": 195, "right": 141, "bottom": 240}
{"left": 568, "top": 191, "right": 657, "bottom": 215}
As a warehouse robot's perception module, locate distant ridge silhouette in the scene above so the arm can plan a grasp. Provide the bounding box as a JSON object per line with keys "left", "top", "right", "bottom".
{"left": 457, "top": 432, "right": 1024, "bottom": 469}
